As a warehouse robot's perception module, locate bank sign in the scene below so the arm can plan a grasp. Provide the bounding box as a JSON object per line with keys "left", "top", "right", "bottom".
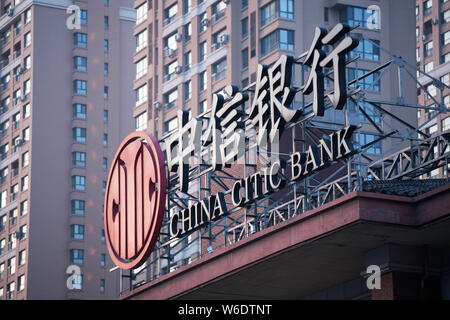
{"left": 104, "top": 24, "right": 360, "bottom": 270}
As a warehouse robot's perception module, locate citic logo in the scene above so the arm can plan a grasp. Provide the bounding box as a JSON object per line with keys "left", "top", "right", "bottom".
{"left": 104, "top": 132, "right": 166, "bottom": 270}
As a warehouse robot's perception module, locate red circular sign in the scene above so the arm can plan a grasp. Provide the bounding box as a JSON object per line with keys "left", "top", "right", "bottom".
{"left": 104, "top": 132, "right": 166, "bottom": 270}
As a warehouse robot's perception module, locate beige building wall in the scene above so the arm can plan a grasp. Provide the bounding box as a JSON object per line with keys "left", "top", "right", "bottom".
{"left": 0, "top": 0, "right": 135, "bottom": 300}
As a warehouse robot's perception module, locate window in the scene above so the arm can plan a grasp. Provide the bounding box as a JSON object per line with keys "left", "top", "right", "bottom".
{"left": 136, "top": 2, "right": 148, "bottom": 25}
{"left": 103, "top": 134, "right": 108, "bottom": 146}
{"left": 20, "top": 200, "right": 27, "bottom": 216}
{"left": 424, "top": 0, "right": 432, "bottom": 16}
{"left": 340, "top": 6, "right": 380, "bottom": 30}
{"left": 164, "top": 117, "right": 178, "bottom": 133}
{"left": 279, "top": 29, "right": 294, "bottom": 51}
{"left": 199, "top": 41, "right": 207, "bottom": 62}
{"left": 104, "top": 63, "right": 109, "bottom": 75}
{"left": 424, "top": 41, "right": 433, "bottom": 57}
{"left": 101, "top": 254, "right": 106, "bottom": 267}
{"left": 104, "top": 39, "right": 109, "bottom": 52}
{"left": 18, "top": 250, "right": 26, "bottom": 265}
{"left": 136, "top": 84, "right": 147, "bottom": 106}
{"left": 184, "top": 80, "right": 192, "bottom": 101}
{"left": 199, "top": 71, "right": 207, "bottom": 91}
{"left": 164, "top": 3, "right": 178, "bottom": 24}
{"left": 164, "top": 88, "right": 178, "bottom": 108}
{"left": 199, "top": 12, "right": 207, "bottom": 33}
{"left": 71, "top": 224, "right": 85, "bottom": 240}
{"left": 72, "top": 175, "right": 86, "bottom": 191}
{"left": 425, "top": 61, "right": 434, "bottom": 73}
{"left": 71, "top": 249, "right": 84, "bottom": 265}
{"left": 18, "top": 275, "right": 25, "bottom": 291}
{"left": 348, "top": 68, "right": 381, "bottom": 92}
{"left": 6, "top": 282, "right": 14, "bottom": 300}
{"left": 101, "top": 229, "right": 105, "bottom": 243}
{"left": 74, "top": 33, "right": 87, "bottom": 47}
{"left": 183, "top": 0, "right": 191, "bottom": 14}
{"left": 104, "top": 16, "right": 109, "bottom": 29}
{"left": 443, "top": 10, "right": 450, "bottom": 24}
{"left": 24, "top": 32, "right": 31, "bottom": 47}
{"left": 71, "top": 200, "right": 85, "bottom": 215}
{"left": 22, "top": 151, "right": 29, "bottom": 167}
{"left": 103, "top": 157, "right": 107, "bottom": 170}
{"left": 164, "top": 60, "right": 179, "bottom": 81}
{"left": 357, "top": 133, "right": 382, "bottom": 154}
{"left": 71, "top": 274, "right": 83, "bottom": 290}
{"left": 212, "top": 29, "right": 228, "bottom": 50}
{"left": 73, "top": 80, "right": 87, "bottom": 95}
{"left": 73, "top": 103, "right": 87, "bottom": 119}
{"left": 184, "top": 51, "right": 192, "bottom": 71}
{"left": 212, "top": 1, "right": 226, "bottom": 21}
{"left": 19, "top": 225, "right": 26, "bottom": 239}
{"left": 279, "top": 0, "right": 294, "bottom": 19}
{"left": 104, "top": 86, "right": 109, "bottom": 99}
{"left": 72, "top": 152, "right": 86, "bottom": 167}
{"left": 135, "top": 112, "right": 147, "bottom": 131}
{"left": 443, "top": 31, "right": 450, "bottom": 46}
{"left": 242, "top": 0, "right": 248, "bottom": 8}
{"left": 351, "top": 39, "right": 380, "bottom": 61}
{"left": 73, "top": 127, "right": 86, "bottom": 143}
{"left": 21, "top": 175, "right": 28, "bottom": 191}
{"left": 79, "top": 9, "right": 87, "bottom": 24}
{"left": 24, "top": 8, "right": 31, "bottom": 24}
{"left": 164, "top": 32, "right": 179, "bottom": 52}
{"left": 441, "top": 74, "right": 450, "bottom": 86}
{"left": 260, "top": 1, "right": 276, "bottom": 27}
{"left": 199, "top": 99, "right": 207, "bottom": 114}
{"left": 213, "top": 59, "right": 227, "bottom": 81}
{"left": 242, "top": 17, "right": 248, "bottom": 39}
{"left": 184, "top": 22, "right": 192, "bottom": 42}
{"left": 104, "top": 110, "right": 108, "bottom": 123}
{"left": 24, "top": 55, "right": 31, "bottom": 70}
{"left": 100, "top": 279, "right": 105, "bottom": 293}
{"left": 7, "top": 257, "right": 15, "bottom": 275}
{"left": 23, "top": 103, "right": 30, "bottom": 119}
{"left": 8, "top": 233, "right": 16, "bottom": 250}
{"left": 261, "top": 29, "right": 294, "bottom": 56}
{"left": 242, "top": 48, "right": 249, "bottom": 69}
{"left": 136, "top": 29, "right": 147, "bottom": 52}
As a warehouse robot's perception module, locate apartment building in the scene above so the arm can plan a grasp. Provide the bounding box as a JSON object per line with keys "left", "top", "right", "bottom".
{"left": 416, "top": 0, "right": 450, "bottom": 178}
{"left": 0, "top": 0, "right": 135, "bottom": 299}
{"left": 129, "top": 0, "right": 416, "bottom": 290}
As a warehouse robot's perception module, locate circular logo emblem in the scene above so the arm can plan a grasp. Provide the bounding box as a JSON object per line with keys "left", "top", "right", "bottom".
{"left": 104, "top": 132, "right": 166, "bottom": 270}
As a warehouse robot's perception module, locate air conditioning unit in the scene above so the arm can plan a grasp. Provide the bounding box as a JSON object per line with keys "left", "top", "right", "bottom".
{"left": 175, "top": 33, "right": 183, "bottom": 42}
{"left": 20, "top": 95, "right": 27, "bottom": 101}
{"left": 16, "top": 67, "right": 23, "bottom": 75}
{"left": 154, "top": 101, "right": 162, "bottom": 110}
{"left": 219, "top": 34, "right": 229, "bottom": 44}
{"left": 7, "top": 8, "right": 14, "bottom": 17}
{"left": 432, "top": 19, "right": 439, "bottom": 25}
{"left": 175, "top": 66, "right": 183, "bottom": 74}
{"left": 422, "top": 35, "right": 427, "bottom": 41}
{"left": 223, "top": 0, "right": 230, "bottom": 4}
{"left": 15, "top": 139, "right": 23, "bottom": 146}
{"left": 201, "top": 18, "right": 210, "bottom": 27}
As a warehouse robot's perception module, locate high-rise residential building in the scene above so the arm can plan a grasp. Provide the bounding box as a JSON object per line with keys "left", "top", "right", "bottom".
{"left": 416, "top": 0, "right": 450, "bottom": 178}
{"left": 0, "top": 0, "right": 135, "bottom": 299}
{"left": 130, "top": 0, "right": 416, "bottom": 292}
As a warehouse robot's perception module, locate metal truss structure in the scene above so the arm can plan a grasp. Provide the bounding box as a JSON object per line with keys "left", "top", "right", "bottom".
{"left": 118, "top": 29, "right": 450, "bottom": 294}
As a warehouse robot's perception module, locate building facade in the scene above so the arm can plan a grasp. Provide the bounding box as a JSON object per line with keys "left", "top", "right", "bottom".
{"left": 0, "top": 0, "right": 135, "bottom": 299}
{"left": 416, "top": 0, "right": 450, "bottom": 178}
{"left": 127, "top": 0, "right": 418, "bottom": 295}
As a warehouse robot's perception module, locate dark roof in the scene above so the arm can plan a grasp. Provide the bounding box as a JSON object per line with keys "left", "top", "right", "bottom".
{"left": 362, "top": 179, "right": 449, "bottom": 197}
